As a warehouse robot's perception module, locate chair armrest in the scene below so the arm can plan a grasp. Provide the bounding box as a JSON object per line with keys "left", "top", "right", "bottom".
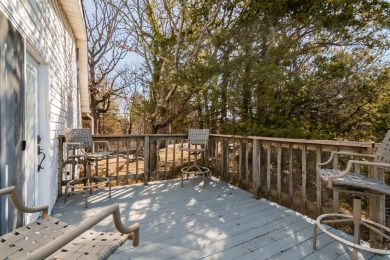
{"left": 317, "top": 151, "right": 375, "bottom": 167}
{"left": 0, "top": 186, "right": 49, "bottom": 218}
{"left": 326, "top": 160, "right": 390, "bottom": 187}
{"left": 66, "top": 142, "right": 81, "bottom": 149}
{"left": 65, "top": 142, "right": 84, "bottom": 158}
{"left": 27, "top": 203, "right": 140, "bottom": 259}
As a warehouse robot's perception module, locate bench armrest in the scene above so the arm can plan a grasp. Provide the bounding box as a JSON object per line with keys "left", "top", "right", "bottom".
{"left": 27, "top": 203, "right": 140, "bottom": 259}
{"left": 0, "top": 186, "right": 49, "bottom": 218}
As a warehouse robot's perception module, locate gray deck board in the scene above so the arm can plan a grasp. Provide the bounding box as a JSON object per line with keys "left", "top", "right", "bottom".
{"left": 51, "top": 177, "right": 390, "bottom": 260}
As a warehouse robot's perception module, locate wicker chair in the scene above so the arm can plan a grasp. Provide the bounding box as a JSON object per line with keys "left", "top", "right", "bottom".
{"left": 180, "top": 129, "right": 210, "bottom": 188}
{"left": 313, "top": 131, "right": 390, "bottom": 259}
{"left": 64, "top": 128, "right": 113, "bottom": 208}
{"left": 0, "top": 186, "right": 139, "bottom": 259}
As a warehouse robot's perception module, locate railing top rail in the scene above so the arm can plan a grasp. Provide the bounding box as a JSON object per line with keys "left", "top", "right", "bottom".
{"left": 58, "top": 134, "right": 187, "bottom": 139}
{"left": 209, "top": 134, "right": 377, "bottom": 148}
{"left": 93, "top": 134, "right": 187, "bottom": 138}
{"left": 58, "top": 133, "right": 377, "bottom": 149}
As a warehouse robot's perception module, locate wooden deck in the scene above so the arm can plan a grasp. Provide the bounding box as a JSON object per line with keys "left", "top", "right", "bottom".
{"left": 52, "top": 177, "right": 390, "bottom": 260}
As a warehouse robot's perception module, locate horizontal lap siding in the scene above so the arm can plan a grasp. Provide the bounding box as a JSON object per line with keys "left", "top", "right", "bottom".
{"left": 0, "top": 0, "right": 81, "bottom": 210}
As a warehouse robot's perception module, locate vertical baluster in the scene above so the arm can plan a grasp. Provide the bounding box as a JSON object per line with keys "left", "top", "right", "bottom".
{"left": 252, "top": 139, "right": 261, "bottom": 199}
{"left": 277, "top": 143, "right": 282, "bottom": 203}
{"left": 333, "top": 149, "right": 339, "bottom": 213}
{"left": 116, "top": 140, "right": 120, "bottom": 185}
{"left": 136, "top": 138, "right": 140, "bottom": 182}
{"left": 245, "top": 141, "right": 249, "bottom": 184}
{"left": 156, "top": 139, "right": 160, "bottom": 181}
{"left": 164, "top": 138, "right": 168, "bottom": 178}
{"left": 267, "top": 142, "right": 271, "bottom": 196}
{"left": 232, "top": 138, "right": 236, "bottom": 184}
{"left": 215, "top": 138, "right": 219, "bottom": 178}
{"left": 180, "top": 137, "right": 184, "bottom": 170}
{"left": 368, "top": 144, "right": 385, "bottom": 249}
{"left": 173, "top": 139, "right": 176, "bottom": 176}
{"left": 289, "top": 144, "right": 293, "bottom": 207}
{"left": 302, "top": 144, "right": 307, "bottom": 213}
{"left": 239, "top": 139, "right": 243, "bottom": 185}
{"left": 125, "top": 139, "right": 130, "bottom": 185}
{"left": 316, "top": 146, "right": 322, "bottom": 215}
{"left": 144, "top": 136, "right": 150, "bottom": 185}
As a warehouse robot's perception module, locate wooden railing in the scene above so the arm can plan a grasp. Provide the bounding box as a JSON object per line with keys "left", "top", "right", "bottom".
{"left": 58, "top": 134, "right": 187, "bottom": 191}
{"left": 207, "top": 135, "right": 381, "bottom": 215}
{"left": 58, "top": 133, "right": 387, "bottom": 232}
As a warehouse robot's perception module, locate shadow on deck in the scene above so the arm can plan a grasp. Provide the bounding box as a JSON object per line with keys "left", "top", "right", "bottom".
{"left": 52, "top": 177, "right": 390, "bottom": 260}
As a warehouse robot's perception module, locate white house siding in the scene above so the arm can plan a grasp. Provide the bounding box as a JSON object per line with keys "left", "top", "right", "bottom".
{"left": 0, "top": 0, "right": 83, "bottom": 213}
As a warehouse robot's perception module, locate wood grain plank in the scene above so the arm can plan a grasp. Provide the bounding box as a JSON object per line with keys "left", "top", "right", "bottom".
{"left": 50, "top": 178, "right": 390, "bottom": 260}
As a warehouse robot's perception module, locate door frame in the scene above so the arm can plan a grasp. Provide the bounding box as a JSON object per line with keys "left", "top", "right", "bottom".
{"left": 25, "top": 52, "right": 39, "bottom": 223}
{"left": 23, "top": 44, "right": 50, "bottom": 223}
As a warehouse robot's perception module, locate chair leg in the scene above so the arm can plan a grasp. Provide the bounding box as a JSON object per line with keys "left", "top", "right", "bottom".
{"left": 64, "top": 185, "right": 69, "bottom": 204}
{"left": 86, "top": 162, "right": 93, "bottom": 194}
{"left": 352, "top": 196, "right": 362, "bottom": 260}
{"left": 84, "top": 190, "right": 88, "bottom": 208}
{"left": 95, "top": 159, "right": 98, "bottom": 177}
{"left": 108, "top": 181, "right": 111, "bottom": 199}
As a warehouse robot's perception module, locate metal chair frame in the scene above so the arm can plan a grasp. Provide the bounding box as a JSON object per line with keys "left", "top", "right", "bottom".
{"left": 0, "top": 186, "right": 139, "bottom": 259}
{"left": 64, "top": 128, "right": 113, "bottom": 208}
{"left": 180, "top": 129, "right": 210, "bottom": 188}
{"left": 313, "top": 131, "right": 390, "bottom": 259}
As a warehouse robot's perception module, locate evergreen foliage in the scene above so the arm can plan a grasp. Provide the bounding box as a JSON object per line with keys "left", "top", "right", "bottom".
{"left": 91, "top": 0, "right": 390, "bottom": 141}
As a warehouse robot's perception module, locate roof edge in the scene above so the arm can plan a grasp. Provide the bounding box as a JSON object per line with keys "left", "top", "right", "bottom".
{"left": 59, "top": 0, "right": 90, "bottom": 113}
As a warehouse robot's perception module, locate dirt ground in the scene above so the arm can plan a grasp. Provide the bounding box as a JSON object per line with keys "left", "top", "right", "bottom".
{"left": 88, "top": 143, "right": 191, "bottom": 184}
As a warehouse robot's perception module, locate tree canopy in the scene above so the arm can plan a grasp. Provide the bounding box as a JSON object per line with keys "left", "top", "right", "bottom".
{"left": 85, "top": 0, "right": 390, "bottom": 141}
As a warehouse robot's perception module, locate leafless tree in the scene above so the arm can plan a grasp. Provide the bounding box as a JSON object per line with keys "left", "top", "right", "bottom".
{"left": 84, "top": 0, "right": 131, "bottom": 133}
{"left": 107, "top": 0, "right": 222, "bottom": 134}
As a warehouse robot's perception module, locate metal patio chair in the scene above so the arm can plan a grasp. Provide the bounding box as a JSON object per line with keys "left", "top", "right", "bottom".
{"left": 313, "top": 131, "right": 390, "bottom": 259}
{"left": 0, "top": 186, "right": 139, "bottom": 259}
{"left": 64, "top": 128, "right": 113, "bottom": 208}
{"left": 180, "top": 129, "right": 210, "bottom": 188}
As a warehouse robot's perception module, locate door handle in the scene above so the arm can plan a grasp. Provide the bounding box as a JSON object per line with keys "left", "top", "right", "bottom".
{"left": 37, "top": 145, "right": 46, "bottom": 172}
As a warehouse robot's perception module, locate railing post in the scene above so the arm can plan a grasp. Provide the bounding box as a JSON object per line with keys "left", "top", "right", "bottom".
{"left": 221, "top": 138, "right": 228, "bottom": 181}
{"left": 239, "top": 139, "right": 243, "bottom": 185}
{"left": 288, "top": 144, "right": 293, "bottom": 207}
{"left": 144, "top": 136, "right": 150, "bottom": 185}
{"left": 58, "top": 135, "right": 64, "bottom": 197}
{"left": 316, "top": 146, "right": 322, "bottom": 216}
{"left": 301, "top": 144, "right": 307, "bottom": 213}
{"left": 116, "top": 140, "right": 120, "bottom": 185}
{"left": 368, "top": 144, "right": 385, "bottom": 249}
{"left": 156, "top": 140, "right": 160, "bottom": 181}
{"left": 125, "top": 139, "right": 130, "bottom": 185}
{"left": 266, "top": 142, "right": 271, "bottom": 197}
{"left": 332, "top": 150, "right": 339, "bottom": 214}
{"left": 215, "top": 138, "right": 219, "bottom": 178}
{"left": 252, "top": 139, "right": 261, "bottom": 199}
{"left": 277, "top": 143, "right": 282, "bottom": 204}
